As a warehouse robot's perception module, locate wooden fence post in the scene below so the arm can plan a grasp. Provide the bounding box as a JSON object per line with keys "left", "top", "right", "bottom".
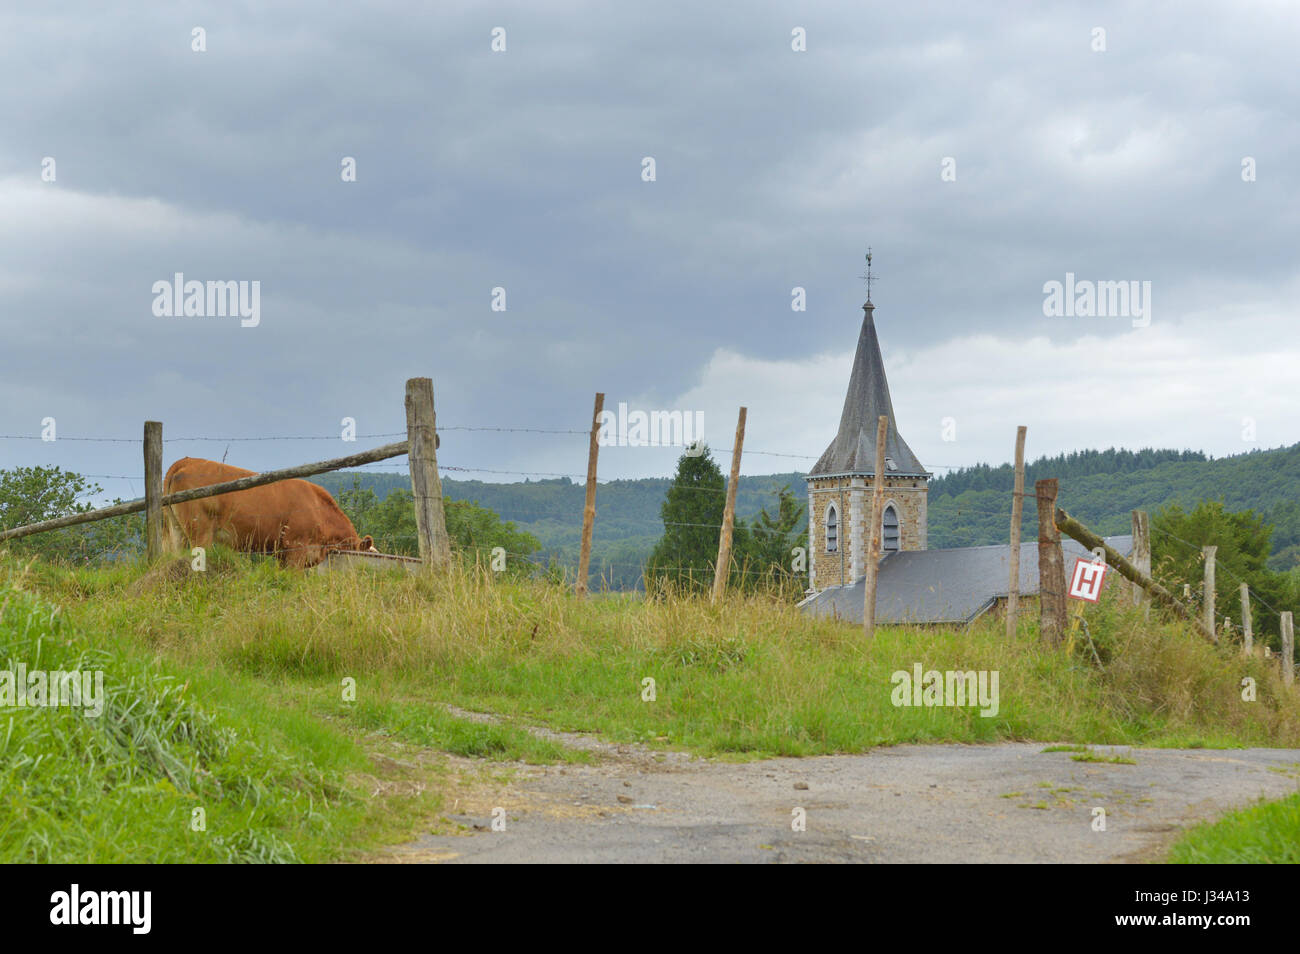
{"left": 1241, "top": 583, "right": 1253, "bottom": 654}
{"left": 711, "top": 407, "right": 747, "bottom": 603}
{"left": 1036, "top": 478, "right": 1067, "bottom": 645}
{"left": 405, "top": 377, "right": 452, "bottom": 569}
{"left": 144, "top": 421, "right": 163, "bottom": 561}
{"left": 1203, "top": 545, "right": 1217, "bottom": 642}
{"left": 1006, "top": 425, "right": 1027, "bottom": 638}
{"left": 862, "top": 415, "right": 889, "bottom": 639}
{"left": 1131, "top": 510, "right": 1150, "bottom": 617}
{"left": 1282, "top": 612, "right": 1295, "bottom": 687}
{"left": 576, "top": 392, "right": 604, "bottom": 597}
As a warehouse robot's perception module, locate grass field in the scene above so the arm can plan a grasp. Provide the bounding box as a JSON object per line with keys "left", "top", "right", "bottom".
{"left": 3, "top": 547, "right": 1298, "bottom": 862}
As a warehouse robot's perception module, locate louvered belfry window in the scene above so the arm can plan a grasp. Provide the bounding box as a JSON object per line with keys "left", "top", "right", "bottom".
{"left": 826, "top": 504, "right": 839, "bottom": 552}
{"left": 882, "top": 505, "right": 900, "bottom": 551}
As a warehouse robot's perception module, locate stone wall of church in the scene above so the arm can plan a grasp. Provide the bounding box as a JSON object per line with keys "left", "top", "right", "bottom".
{"left": 807, "top": 476, "right": 928, "bottom": 589}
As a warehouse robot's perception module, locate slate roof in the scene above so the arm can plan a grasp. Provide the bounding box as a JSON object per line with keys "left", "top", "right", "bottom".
{"left": 799, "top": 535, "right": 1134, "bottom": 625}
{"left": 809, "top": 302, "right": 928, "bottom": 478}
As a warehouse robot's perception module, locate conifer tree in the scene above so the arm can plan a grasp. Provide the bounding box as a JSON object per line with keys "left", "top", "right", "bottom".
{"left": 646, "top": 444, "right": 746, "bottom": 593}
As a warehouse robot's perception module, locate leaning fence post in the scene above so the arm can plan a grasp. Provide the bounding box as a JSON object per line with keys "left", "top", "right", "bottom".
{"left": 144, "top": 421, "right": 163, "bottom": 561}
{"left": 576, "top": 392, "right": 604, "bottom": 597}
{"left": 1282, "top": 612, "right": 1295, "bottom": 687}
{"left": 405, "top": 377, "right": 452, "bottom": 569}
{"left": 1203, "top": 545, "right": 1217, "bottom": 642}
{"left": 711, "top": 406, "right": 747, "bottom": 603}
{"left": 1036, "top": 478, "right": 1067, "bottom": 645}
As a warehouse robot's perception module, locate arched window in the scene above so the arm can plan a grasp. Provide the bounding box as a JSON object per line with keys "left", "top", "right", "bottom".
{"left": 825, "top": 504, "right": 839, "bottom": 552}
{"left": 882, "top": 505, "right": 900, "bottom": 551}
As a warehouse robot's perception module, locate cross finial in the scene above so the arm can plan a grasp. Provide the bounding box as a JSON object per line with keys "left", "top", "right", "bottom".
{"left": 861, "top": 247, "right": 875, "bottom": 307}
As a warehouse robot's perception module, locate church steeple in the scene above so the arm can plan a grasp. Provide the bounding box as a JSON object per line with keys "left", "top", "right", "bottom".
{"left": 809, "top": 295, "right": 927, "bottom": 478}
{"left": 804, "top": 258, "right": 930, "bottom": 591}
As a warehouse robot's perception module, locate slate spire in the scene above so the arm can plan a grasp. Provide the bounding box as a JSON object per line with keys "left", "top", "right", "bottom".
{"left": 809, "top": 300, "right": 927, "bottom": 477}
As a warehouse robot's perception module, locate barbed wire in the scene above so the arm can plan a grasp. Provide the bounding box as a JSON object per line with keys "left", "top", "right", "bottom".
{"left": 1148, "top": 523, "right": 1285, "bottom": 617}
{"left": 6, "top": 425, "right": 1292, "bottom": 612}
{"left": 0, "top": 425, "right": 580, "bottom": 442}
{"left": 0, "top": 427, "right": 966, "bottom": 471}
{"left": 0, "top": 435, "right": 141, "bottom": 443}
{"left": 11, "top": 463, "right": 1278, "bottom": 547}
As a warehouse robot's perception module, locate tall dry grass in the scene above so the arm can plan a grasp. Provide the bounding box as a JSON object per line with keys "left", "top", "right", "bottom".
{"left": 27, "top": 548, "right": 1300, "bottom": 755}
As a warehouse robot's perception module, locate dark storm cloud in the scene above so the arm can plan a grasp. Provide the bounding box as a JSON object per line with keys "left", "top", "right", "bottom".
{"left": 1, "top": 0, "right": 1296, "bottom": 490}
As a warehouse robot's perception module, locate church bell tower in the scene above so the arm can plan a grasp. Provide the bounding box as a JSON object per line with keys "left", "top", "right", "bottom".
{"left": 805, "top": 253, "right": 930, "bottom": 591}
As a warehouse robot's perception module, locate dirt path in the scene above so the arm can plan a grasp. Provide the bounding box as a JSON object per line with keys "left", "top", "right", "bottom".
{"left": 379, "top": 721, "right": 1300, "bottom": 864}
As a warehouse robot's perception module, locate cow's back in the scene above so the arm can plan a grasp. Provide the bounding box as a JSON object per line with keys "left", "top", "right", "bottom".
{"left": 165, "top": 458, "right": 281, "bottom": 554}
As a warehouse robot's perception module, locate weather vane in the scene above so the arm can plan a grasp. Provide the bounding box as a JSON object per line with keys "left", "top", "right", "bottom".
{"left": 861, "top": 247, "right": 875, "bottom": 303}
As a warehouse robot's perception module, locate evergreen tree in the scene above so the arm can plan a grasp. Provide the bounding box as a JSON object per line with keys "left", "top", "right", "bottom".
{"left": 646, "top": 445, "right": 747, "bottom": 594}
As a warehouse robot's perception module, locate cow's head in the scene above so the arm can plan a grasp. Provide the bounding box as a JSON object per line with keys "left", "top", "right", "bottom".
{"left": 358, "top": 534, "right": 377, "bottom": 553}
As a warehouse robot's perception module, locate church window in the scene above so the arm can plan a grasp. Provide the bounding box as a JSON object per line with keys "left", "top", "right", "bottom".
{"left": 882, "top": 505, "right": 900, "bottom": 551}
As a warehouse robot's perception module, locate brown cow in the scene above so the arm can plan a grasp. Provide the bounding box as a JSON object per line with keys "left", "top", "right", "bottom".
{"left": 163, "top": 457, "right": 376, "bottom": 568}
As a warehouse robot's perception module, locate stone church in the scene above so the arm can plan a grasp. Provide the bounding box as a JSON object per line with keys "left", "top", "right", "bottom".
{"left": 805, "top": 294, "right": 930, "bottom": 591}
{"left": 801, "top": 284, "right": 1132, "bottom": 624}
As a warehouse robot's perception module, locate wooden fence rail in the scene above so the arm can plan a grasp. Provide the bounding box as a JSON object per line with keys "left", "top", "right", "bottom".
{"left": 0, "top": 440, "right": 411, "bottom": 544}
{"left": 1053, "top": 505, "right": 1215, "bottom": 642}
{"left": 0, "top": 376, "right": 458, "bottom": 567}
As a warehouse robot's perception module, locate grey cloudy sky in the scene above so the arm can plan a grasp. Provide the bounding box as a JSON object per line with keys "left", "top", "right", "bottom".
{"left": 3, "top": 1, "right": 1297, "bottom": 499}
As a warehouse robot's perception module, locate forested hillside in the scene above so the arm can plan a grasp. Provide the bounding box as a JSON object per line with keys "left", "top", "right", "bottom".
{"left": 928, "top": 444, "right": 1300, "bottom": 570}
{"left": 314, "top": 442, "right": 1300, "bottom": 587}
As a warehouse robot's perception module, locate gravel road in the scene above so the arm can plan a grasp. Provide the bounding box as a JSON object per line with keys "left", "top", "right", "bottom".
{"left": 378, "top": 727, "right": 1300, "bottom": 864}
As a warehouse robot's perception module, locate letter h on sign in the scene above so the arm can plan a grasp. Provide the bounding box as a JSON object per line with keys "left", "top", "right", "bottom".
{"left": 1067, "top": 557, "right": 1108, "bottom": 603}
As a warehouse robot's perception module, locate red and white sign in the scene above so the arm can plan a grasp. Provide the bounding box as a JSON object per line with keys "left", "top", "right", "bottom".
{"left": 1068, "top": 557, "right": 1108, "bottom": 602}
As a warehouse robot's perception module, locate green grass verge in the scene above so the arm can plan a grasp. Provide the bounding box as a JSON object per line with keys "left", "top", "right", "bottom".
{"left": 1167, "top": 792, "right": 1300, "bottom": 863}
{"left": 24, "top": 549, "right": 1300, "bottom": 758}
{"left": 0, "top": 561, "right": 575, "bottom": 862}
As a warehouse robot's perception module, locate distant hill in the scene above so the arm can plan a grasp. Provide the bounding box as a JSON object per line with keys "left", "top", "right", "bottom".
{"left": 927, "top": 444, "right": 1300, "bottom": 571}
{"left": 313, "top": 443, "right": 1300, "bottom": 587}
